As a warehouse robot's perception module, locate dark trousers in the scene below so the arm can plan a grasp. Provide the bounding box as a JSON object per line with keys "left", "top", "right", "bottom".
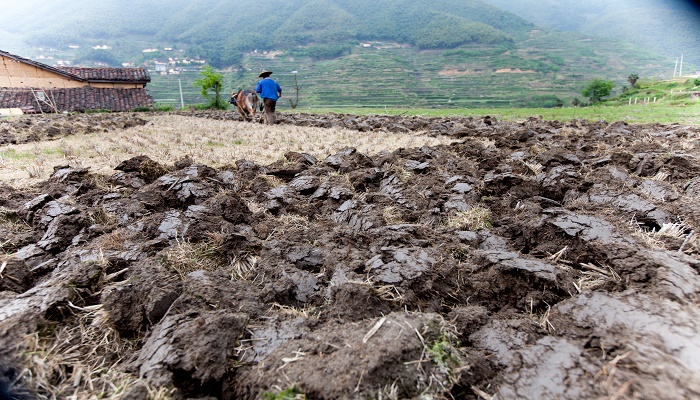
{"left": 263, "top": 98, "right": 277, "bottom": 124}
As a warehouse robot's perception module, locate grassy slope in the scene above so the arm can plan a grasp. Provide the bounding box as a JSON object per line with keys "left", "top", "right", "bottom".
{"left": 308, "top": 79, "right": 700, "bottom": 125}
{"left": 311, "top": 103, "right": 700, "bottom": 125}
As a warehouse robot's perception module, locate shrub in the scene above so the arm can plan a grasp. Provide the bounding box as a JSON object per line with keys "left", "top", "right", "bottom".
{"left": 154, "top": 104, "right": 175, "bottom": 112}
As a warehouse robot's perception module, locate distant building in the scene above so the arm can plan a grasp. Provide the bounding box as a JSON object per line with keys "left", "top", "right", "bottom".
{"left": 0, "top": 49, "right": 153, "bottom": 113}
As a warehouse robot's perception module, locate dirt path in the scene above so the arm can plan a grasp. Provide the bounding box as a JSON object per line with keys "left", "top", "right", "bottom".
{"left": 1, "top": 111, "right": 699, "bottom": 399}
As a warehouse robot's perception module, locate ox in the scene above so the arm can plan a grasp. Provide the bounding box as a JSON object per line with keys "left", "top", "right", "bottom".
{"left": 230, "top": 89, "right": 260, "bottom": 122}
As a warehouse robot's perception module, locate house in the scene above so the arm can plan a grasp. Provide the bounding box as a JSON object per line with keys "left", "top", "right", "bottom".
{"left": 0, "top": 49, "right": 153, "bottom": 113}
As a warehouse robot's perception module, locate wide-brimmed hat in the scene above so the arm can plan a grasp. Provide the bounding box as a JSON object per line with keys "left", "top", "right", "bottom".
{"left": 258, "top": 70, "right": 273, "bottom": 78}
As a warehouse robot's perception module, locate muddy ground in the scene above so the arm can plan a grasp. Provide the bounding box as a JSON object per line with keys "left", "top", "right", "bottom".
{"left": 1, "top": 111, "right": 700, "bottom": 399}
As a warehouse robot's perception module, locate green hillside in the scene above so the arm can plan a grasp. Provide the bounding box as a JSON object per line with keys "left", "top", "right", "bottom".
{"left": 3, "top": 0, "right": 533, "bottom": 68}
{"left": 607, "top": 76, "right": 700, "bottom": 106}
{"left": 149, "top": 25, "right": 673, "bottom": 108}
{"left": 483, "top": 0, "right": 700, "bottom": 65}
{"left": 0, "top": 0, "right": 691, "bottom": 109}
{"left": 584, "top": 7, "right": 700, "bottom": 66}
{"left": 145, "top": 28, "right": 677, "bottom": 109}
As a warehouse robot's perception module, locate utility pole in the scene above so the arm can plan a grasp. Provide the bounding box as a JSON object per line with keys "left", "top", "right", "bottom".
{"left": 679, "top": 53, "right": 684, "bottom": 78}
{"left": 288, "top": 71, "right": 299, "bottom": 109}
{"left": 674, "top": 57, "right": 679, "bottom": 78}
{"left": 178, "top": 78, "right": 184, "bottom": 109}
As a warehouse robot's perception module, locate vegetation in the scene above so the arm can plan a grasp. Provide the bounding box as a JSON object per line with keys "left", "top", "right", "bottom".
{"left": 287, "top": 44, "right": 353, "bottom": 60}
{"left": 3, "top": 0, "right": 694, "bottom": 110}
{"left": 153, "top": 103, "right": 175, "bottom": 112}
{"left": 130, "top": 106, "right": 152, "bottom": 112}
{"left": 608, "top": 77, "right": 700, "bottom": 107}
{"left": 483, "top": 0, "right": 700, "bottom": 66}
{"left": 412, "top": 17, "right": 512, "bottom": 49}
{"left": 306, "top": 98, "right": 700, "bottom": 126}
{"left": 74, "top": 48, "right": 121, "bottom": 67}
{"left": 262, "top": 386, "right": 306, "bottom": 400}
{"left": 628, "top": 73, "right": 639, "bottom": 87}
{"left": 208, "top": 29, "right": 672, "bottom": 110}
{"left": 582, "top": 79, "right": 615, "bottom": 104}
{"left": 6, "top": 0, "right": 534, "bottom": 68}
{"left": 194, "top": 66, "right": 227, "bottom": 109}
{"left": 512, "top": 94, "right": 563, "bottom": 108}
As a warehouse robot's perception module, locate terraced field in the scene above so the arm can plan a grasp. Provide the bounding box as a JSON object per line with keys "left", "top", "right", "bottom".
{"left": 147, "top": 31, "right": 675, "bottom": 110}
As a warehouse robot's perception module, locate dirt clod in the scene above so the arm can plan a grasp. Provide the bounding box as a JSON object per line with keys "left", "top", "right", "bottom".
{"left": 1, "top": 112, "right": 699, "bottom": 399}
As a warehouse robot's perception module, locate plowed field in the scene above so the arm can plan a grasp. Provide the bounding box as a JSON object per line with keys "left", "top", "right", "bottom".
{"left": 1, "top": 111, "right": 699, "bottom": 399}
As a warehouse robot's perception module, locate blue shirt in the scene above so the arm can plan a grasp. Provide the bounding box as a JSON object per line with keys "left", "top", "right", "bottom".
{"left": 256, "top": 78, "right": 282, "bottom": 101}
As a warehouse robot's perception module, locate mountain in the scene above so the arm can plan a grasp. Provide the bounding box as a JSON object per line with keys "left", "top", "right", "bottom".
{"left": 0, "top": 0, "right": 691, "bottom": 108}
{"left": 0, "top": 0, "right": 534, "bottom": 67}
{"left": 482, "top": 0, "right": 700, "bottom": 65}
{"left": 3, "top": 1, "right": 696, "bottom": 70}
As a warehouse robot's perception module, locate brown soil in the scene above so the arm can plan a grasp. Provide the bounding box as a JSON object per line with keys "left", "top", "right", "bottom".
{"left": 1, "top": 111, "right": 700, "bottom": 399}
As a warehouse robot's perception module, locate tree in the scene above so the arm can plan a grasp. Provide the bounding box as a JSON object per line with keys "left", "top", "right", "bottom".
{"left": 194, "top": 66, "right": 226, "bottom": 109}
{"left": 628, "top": 73, "right": 639, "bottom": 87}
{"left": 582, "top": 79, "right": 615, "bottom": 104}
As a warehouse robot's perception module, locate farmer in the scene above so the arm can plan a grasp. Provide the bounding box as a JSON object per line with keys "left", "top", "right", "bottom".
{"left": 255, "top": 70, "right": 282, "bottom": 125}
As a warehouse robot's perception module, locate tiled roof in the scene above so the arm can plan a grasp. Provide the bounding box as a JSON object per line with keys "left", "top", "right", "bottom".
{"left": 0, "top": 87, "right": 154, "bottom": 112}
{"left": 59, "top": 67, "right": 150, "bottom": 82}
{"left": 1, "top": 49, "right": 77, "bottom": 80}
{"left": 1, "top": 49, "right": 150, "bottom": 83}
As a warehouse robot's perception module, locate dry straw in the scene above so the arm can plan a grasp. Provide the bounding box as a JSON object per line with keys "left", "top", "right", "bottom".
{"left": 20, "top": 303, "right": 167, "bottom": 399}
{"left": 2, "top": 115, "right": 456, "bottom": 188}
